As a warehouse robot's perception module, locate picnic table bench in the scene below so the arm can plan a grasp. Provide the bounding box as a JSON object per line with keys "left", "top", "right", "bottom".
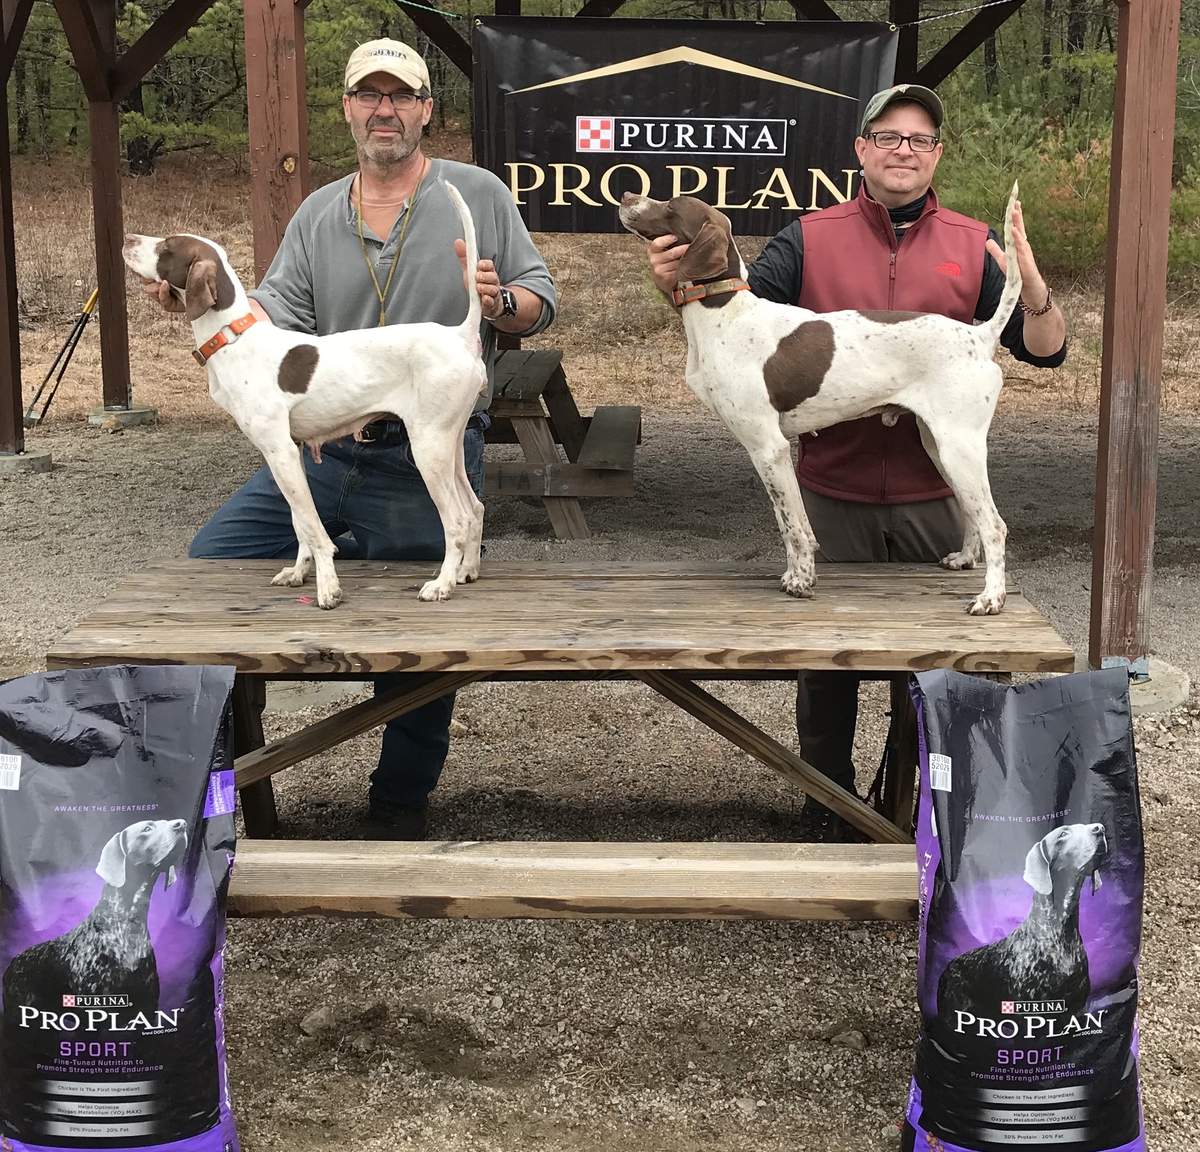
{"left": 486, "top": 349, "right": 640, "bottom": 540}
{"left": 46, "top": 559, "right": 1073, "bottom": 921}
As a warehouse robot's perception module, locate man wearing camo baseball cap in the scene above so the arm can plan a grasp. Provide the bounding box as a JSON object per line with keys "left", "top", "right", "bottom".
{"left": 858, "top": 82, "right": 944, "bottom": 138}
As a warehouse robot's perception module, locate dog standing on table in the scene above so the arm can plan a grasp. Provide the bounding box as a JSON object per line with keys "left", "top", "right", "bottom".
{"left": 122, "top": 180, "right": 487, "bottom": 609}
{"left": 619, "top": 184, "right": 1022, "bottom": 616}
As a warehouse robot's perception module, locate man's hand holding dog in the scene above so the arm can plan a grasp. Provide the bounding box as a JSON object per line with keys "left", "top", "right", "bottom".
{"left": 984, "top": 199, "right": 1065, "bottom": 357}
{"left": 648, "top": 234, "right": 688, "bottom": 295}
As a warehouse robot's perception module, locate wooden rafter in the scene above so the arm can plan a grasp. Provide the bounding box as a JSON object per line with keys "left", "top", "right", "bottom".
{"left": 52, "top": 0, "right": 111, "bottom": 99}
{"left": 788, "top": 0, "right": 840, "bottom": 20}
{"left": 2, "top": 0, "right": 35, "bottom": 81}
{"left": 917, "top": 0, "right": 1027, "bottom": 88}
{"left": 889, "top": 0, "right": 920, "bottom": 81}
{"left": 575, "top": 0, "right": 627, "bottom": 17}
{"left": 396, "top": 0, "right": 472, "bottom": 78}
{"left": 111, "top": 0, "right": 219, "bottom": 103}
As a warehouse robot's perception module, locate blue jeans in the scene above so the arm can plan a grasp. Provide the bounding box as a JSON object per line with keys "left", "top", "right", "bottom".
{"left": 191, "top": 417, "right": 488, "bottom": 814}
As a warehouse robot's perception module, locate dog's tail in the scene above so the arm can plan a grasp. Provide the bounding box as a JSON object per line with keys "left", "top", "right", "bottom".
{"left": 443, "top": 180, "right": 482, "bottom": 338}
{"left": 979, "top": 180, "right": 1023, "bottom": 348}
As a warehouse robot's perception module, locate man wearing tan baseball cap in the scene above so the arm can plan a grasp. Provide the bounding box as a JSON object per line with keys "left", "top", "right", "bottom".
{"left": 144, "top": 37, "right": 556, "bottom": 841}
{"left": 344, "top": 38, "right": 431, "bottom": 96}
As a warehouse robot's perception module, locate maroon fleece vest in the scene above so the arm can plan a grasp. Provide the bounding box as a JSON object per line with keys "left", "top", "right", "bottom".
{"left": 795, "top": 185, "right": 987, "bottom": 504}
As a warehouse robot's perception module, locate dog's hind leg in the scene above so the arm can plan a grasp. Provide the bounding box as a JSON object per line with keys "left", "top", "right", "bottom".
{"left": 258, "top": 439, "right": 342, "bottom": 609}
{"left": 407, "top": 426, "right": 471, "bottom": 601}
{"left": 453, "top": 430, "right": 485, "bottom": 584}
{"left": 917, "top": 415, "right": 980, "bottom": 569}
{"left": 743, "top": 430, "right": 818, "bottom": 598}
{"left": 917, "top": 422, "right": 1006, "bottom": 615}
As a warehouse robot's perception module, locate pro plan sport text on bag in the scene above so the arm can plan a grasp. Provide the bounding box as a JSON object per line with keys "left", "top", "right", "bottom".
{"left": 0, "top": 664, "right": 239, "bottom": 1152}
{"left": 903, "top": 668, "right": 1144, "bottom": 1152}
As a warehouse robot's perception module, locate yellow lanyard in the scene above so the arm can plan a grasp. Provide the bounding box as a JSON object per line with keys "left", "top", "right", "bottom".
{"left": 355, "top": 158, "right": 427, "bottom": 327}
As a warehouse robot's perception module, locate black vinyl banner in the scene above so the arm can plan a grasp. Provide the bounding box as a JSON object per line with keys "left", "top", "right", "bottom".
{"left": 473, "top": 17, "right": 897, "bottom": 235}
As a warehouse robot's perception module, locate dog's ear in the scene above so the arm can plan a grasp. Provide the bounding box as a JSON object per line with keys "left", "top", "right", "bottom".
{"left": 677, "top": 220, "right": 730, "bottom": 283}
{"left": 1022, "top": 837, "right": 1053, "bottom": 896}
{"left": 96, "top": 828, "right": 129, "bottom": 888}
{"left": 184, "top": 259, "right": 219, "bottom": 321}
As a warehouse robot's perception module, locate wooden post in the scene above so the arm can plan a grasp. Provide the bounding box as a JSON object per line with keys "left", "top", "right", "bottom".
{"left": 1088, "top": 0, "right": 1181, "bottom": 670}
{"left": 243, "top": 0, "right": 309, "bottom": 282}
{"left": 0, "top": 70, "right": 22, "bottom": 455}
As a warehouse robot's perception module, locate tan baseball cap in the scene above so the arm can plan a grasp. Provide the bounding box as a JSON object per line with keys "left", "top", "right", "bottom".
{"left": 859, "top": 84, "right": 944, "bottom": 136}
{"left": 345, "top": 39, "right": 430, "bottom": 94}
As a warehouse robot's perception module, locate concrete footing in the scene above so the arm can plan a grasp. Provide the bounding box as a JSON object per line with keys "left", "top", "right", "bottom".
{"left": 1130, "top": 657, "right": 1191, "bottom": 716}
{"left": 0, "top": 449, "right": 52, "bottom": 475}
{"left": 88, "top": 405, "right": 158, "bottom": 428}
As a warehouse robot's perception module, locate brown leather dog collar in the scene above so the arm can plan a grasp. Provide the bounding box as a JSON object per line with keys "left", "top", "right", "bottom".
{"left": 671, "top": 277, "right": 751, "bottom": 307}
{"left": 193, "top": 312, "right": 257, "bottom": 366}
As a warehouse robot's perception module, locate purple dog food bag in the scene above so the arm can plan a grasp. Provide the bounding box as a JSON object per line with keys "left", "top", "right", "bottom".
{"left": 0, "top": 664, "right": 239, "bottom": 1152}
{"left": 903, "top": 667, "right": 1144, "bottom": 1152}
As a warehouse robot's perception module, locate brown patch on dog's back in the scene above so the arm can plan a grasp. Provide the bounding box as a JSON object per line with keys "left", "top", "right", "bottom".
{"left": 155, "top": 236, "right": 236, "bottom": 310}
{"left": 278, "top": 344, "right": 319, "bottom": 394}
{"left": 858, "top": 309, "right": 924, "bottom": 324}
{"left": 762, "top": 320, "right": 835, "bottom": 412}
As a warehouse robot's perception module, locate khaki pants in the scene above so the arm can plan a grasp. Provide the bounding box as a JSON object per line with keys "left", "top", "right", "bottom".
{"left": 795, "top": 487, "right": 962, "bottom": 793}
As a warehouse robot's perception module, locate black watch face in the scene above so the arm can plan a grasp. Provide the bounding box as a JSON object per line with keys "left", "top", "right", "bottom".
{"left": 500, "top": 287, "right": 517, "bottom": 316}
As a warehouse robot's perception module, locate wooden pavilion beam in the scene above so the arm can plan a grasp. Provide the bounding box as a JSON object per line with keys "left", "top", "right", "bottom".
{"left": 0, "top": 41, "right": 23, "bottom": 454}
{"left": 888, "top": 0, "right": 919, "bottom": 82}
{"left": 788, "top": 0, "right": 840, "bottom": 20}
{"left": 395, "top": 1, "right": 471, "bottom": 79}
{"left": 575, "top": 0, "right": 626, "bottom": 17}
{"left": 111, "top": 0, "right": 218, "bottom": 103}
{"left": 2, "top": 0, "right": 35, "bottom": 78}
{"left": 1089, "top": 0, "right": 1181, "bottom": 670}
{"left": 52, "top": 0, "right": 109, "bottom": 100}
{"left": 243, "top": 0, "right": 309, "bottom": 281}
{"left": 917, "top": 0, "right": 1026, "bottom": 88}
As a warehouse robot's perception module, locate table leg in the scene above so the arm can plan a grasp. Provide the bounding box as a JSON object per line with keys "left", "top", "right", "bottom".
{"left": 511, "top": 414, "right": 590, "bottom": 540}
{"left": 880, "top": 676, "right": 919, "bottom": 833}
{"left": 232, "top": 675, "right": 277, "bottom": 837}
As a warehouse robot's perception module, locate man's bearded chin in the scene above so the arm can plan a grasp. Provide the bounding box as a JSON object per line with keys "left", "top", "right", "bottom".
{"left": 358, "top": 118, "right": 419, "bottom": 164}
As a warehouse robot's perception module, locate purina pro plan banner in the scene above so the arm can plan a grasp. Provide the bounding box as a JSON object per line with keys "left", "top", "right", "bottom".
{"left": 473, "top": 17, "right": 897, "bottom": 235}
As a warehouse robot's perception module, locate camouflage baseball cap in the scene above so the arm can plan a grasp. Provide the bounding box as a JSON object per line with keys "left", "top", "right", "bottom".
{"left": 859, "top": 84, "right": 945, "bottom": 137}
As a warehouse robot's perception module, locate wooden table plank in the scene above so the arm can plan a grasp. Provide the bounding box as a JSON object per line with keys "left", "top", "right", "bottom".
{"left": 227, "top": 840, "right": 918, "bottom": 921}
{"left": 46, "top": 561, "right": 1074, "bottom": 675}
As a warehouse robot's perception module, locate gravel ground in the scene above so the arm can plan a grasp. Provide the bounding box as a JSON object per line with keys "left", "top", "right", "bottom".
{"left": 3, "top": 406, "right": 1199, "bottom": 1150}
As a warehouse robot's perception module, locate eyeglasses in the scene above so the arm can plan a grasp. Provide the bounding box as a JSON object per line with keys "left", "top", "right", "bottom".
{"left": 348, "top": 89, "right": 425, "bottom": 111}
{"left": 865, "top": 130, "right": 940, "bottom": 153}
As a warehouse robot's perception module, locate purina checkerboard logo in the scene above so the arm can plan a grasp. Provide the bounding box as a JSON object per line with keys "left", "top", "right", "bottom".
{"left": 1000, "top": 1000, "right": 1015, "bottom": 1014}
{"left": 576, "top": 115, "right": 788, "bottom": 157}
{"left": 61, "top": 994, "right": 75, "bottom": 1007}
{"left": 577, "top": 117, "right": 614, "bottom": 151}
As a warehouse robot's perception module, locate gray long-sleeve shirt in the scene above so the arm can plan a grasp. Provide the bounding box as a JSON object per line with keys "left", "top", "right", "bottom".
{"left": 249, "top": 158, "right": 556, "bottom": 408}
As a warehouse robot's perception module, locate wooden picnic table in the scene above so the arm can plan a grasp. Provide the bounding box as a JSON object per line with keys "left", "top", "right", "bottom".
{"left": 45, "top": 559, "right": 1073, "bottom": 921}
{"left": 486, "top": 349, "right": 640, "bottom": 540}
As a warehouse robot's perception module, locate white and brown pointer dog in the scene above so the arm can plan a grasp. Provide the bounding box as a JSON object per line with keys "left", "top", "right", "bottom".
{"left": 122, "top": 181, "right": 487, "bottom": 609}
{"left": 619, "top": 184, "right": 1022, "bottom": 615}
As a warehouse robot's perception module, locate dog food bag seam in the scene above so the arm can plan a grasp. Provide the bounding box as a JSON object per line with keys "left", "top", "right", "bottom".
{"left": 0, "top": 664, "right": 239, "bottom": 1152}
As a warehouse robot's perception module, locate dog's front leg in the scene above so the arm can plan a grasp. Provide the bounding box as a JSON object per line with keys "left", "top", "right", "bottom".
{"left": 258, "top": 439, "right": 342, "bottom": 609}
{"left": 407, "top": 427, "right": 471, "bottom": 601}
{"left": 746, "top": 436, "right": 818, "bottom": 598}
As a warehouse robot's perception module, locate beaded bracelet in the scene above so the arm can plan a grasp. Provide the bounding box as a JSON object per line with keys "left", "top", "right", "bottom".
{"left": 1019, "top": 286, "right": 1054, "bottom": 316}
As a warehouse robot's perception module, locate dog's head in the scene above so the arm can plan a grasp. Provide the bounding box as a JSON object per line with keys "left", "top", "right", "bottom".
{"left": 618, "top": 192, "right": 738, "bottom": 283}
{"left": 121, "top": 233, "right": 238, "bottom": 321}
{"left": 96, "top": 818, "right": 189, "bottom": 890}
{"left": 1023, "top": 822, "right": 1107, "bottom": 898}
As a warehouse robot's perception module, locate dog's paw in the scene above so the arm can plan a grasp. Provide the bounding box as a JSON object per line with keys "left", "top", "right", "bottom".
{"left": 941, "top": 551, "right": 978, "bottom": 571}
{"left": 271, "top": 566, "right": 306, "bottom": 588}
{"left": 968, "top": 591, "right": 1005, "bottom": 616}
{"left": 781, "top": 571, "right": 815, "bottom": 599}
{"left": 456, "top": 567, "right": 479, "bottom": 584}
{"left": 418, "top": 580, "right": 453, "bottom": 602}
{"left": 316, "top": 584, "right": 343, "bottom": 610}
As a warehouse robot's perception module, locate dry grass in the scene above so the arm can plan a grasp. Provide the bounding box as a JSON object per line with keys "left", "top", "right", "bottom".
{"left": 11, "top": 135, "right": 1200, "bottom": 430}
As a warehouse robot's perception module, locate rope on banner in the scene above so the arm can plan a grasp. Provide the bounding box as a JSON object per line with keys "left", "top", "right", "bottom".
{"left": 889, "top": 0, "right": 1023, "bottom": 30}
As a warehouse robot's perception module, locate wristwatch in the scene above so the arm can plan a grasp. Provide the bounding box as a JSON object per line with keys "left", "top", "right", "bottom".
{"left": 489, "top": 285, "right": 518, "bottom": 321}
